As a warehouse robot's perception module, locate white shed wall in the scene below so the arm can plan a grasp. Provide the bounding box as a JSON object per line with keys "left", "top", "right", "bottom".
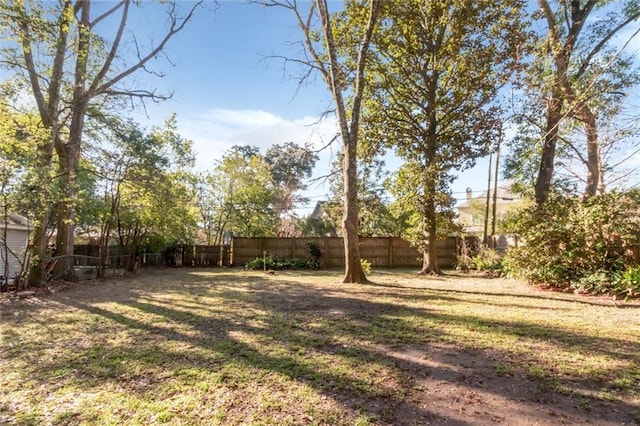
{"left": 1, "top": 228, "right": 29, "bottom": 278}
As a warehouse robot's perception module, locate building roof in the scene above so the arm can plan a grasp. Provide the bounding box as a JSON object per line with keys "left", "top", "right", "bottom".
{"left": 0, "top": 214, "right": 31, "bottom": 231}
{"left": 457, "top": 185, "right": 518, "bottom": 210}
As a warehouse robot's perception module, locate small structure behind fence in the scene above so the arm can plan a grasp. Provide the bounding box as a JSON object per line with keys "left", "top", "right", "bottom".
{"left": 487, "top": 234, "right": 520, "bottom": 255}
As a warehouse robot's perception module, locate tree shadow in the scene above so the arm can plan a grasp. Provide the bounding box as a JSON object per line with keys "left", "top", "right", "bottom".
{"left": 5, "top": 268, "right": 640, "bottom": 424}
{"left": 369, "top": 280, "right": 640, "bottom": 308}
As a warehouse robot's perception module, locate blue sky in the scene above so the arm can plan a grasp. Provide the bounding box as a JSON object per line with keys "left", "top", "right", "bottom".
{"left": 118, "top": 1, "right": 640, "bottom": 213}
{"left": 125, "top": 1, "right": 500, "bottom": 212}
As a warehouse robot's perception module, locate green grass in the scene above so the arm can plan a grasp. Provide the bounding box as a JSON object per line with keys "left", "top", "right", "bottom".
{"left": 1, "top": 268, "right": 639, "bottom": 424}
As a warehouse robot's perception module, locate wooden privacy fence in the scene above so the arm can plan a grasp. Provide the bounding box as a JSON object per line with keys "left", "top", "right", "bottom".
{"left": 175, "top": 244, "right": 231, "bottom": 267}
{"left": 76, "top": 234, "right": 640, "bottom": 270}
{"left": 231, "top": 236, "right": 472, "bottom": 268}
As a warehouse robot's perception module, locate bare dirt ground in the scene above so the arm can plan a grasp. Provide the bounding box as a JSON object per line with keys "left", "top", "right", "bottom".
{"left": 1, "top": 268, "right": 639, "bottom": 425}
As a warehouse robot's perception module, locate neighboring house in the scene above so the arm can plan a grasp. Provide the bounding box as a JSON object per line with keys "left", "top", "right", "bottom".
{"left": 1, "top": 214, "right": 31, "bottom": 279}
{"left": 457, "top": 186, "right": 522, "bottom": 234}
{"left": 309, "top": 201, "right": 338, "bottom": 237}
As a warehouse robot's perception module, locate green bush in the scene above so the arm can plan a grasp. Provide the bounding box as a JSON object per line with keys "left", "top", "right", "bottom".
{"left": 612, "top": 266, "right": 640, "bottom": 299}
{"left": 472, "top": 246, "right": 502, "bottom": 272}
{"left": 305, "top": 242, "right": 322, "bottom": 268}
{"left": 360, "top": 258, "right": 372, "bottom": 275}
{"left": 572, "top": 270, "right": 614, "bottom": 295}
{"left": 502, "top": 191, "right": 640, "bottom": 291}
{"left": 245, "top": 255, "right": 318, "bottom": 271}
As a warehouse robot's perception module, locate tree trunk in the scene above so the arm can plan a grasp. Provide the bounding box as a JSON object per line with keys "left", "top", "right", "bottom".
{"left": 313, "top": 0, "right": 378, "bottom": 284}
{"left": 420, "top": 192, "right": 441, "bottom": 275}
{"left": 581, "top": 103, "right": 601, "bottom": 197}
{"left": 28, "top": 143, "right": 54, "bottom": 286}
{"left": 534, "top": 92, "right": 563, "bottom": 206}
{"left": 342, "top": 135, "right": 368, "bottom": 283}
{"left": 28, "top": 219, "right": 48, "bottom": 285}
{"left": 53, "top": 145, "right": 79, "bottom": 280}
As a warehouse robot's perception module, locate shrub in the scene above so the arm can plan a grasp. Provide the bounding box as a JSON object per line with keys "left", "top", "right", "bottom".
{"left": 360, "top": 258, "right": 372, "bottom": 275}
{"left": 472, "top": 246, "right": 502, "bottom": 272}
{"left": 612, "top": 266, "right": 640, "bottom": 299}
{"left": 245, "top": 255, "right": 318, "bottom": 271}
{"left": 455, "top": 235, "right": 474, "bottom": 272}
{"left": 305, "top": 242, "right": 322, "bottom": 269}
{"left": 502, "top": 191, "right": 640, "bottom": 291}
{"left": 572, "top": 270, "right": 614, "bottom": 295}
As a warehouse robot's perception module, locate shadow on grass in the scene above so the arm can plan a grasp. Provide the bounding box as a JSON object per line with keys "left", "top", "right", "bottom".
{"left": 369, "top": 278, "right": 640, "bottom": 308}
{"left": 5, "top": 268, "right": 640, "bottom": 424}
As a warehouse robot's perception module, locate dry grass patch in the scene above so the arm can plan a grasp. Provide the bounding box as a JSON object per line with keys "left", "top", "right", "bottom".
{"left": 1, "top": 268, "right": 639, "bottom": 425}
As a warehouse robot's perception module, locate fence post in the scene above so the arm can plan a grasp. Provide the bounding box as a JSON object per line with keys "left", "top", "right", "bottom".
{"left": 292, "top": 237, "right": 296, "bottom": 259}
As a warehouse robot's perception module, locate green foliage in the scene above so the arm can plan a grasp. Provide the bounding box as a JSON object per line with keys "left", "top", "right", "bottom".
{"left": 305, "top": 242, "right": 322, "bottom": 264}
{"left": 296, "top": 215, "right": 335, "bottom": 237}
{"left": 472, "top": 246, "right": 502, "bottom": 272}
{"left": 388, "top": 163, "right": 459, "bottom": 253}
{"left": 360, "top": 258, "right": 371, "bottom": 275}
{"left": 503, "top": 192, "right": 640, "bottom": 292}
{"left": 612, "top": 266, "right": 640, "bottom": 299}
{"left": 572, "top": 270, "right": 615, "bottom": 295}
{"left": 357, "top": 0, "right": 529, "bottom": 271}
{"left": 245, "top": 256, "right": 318, "bottom": 271}
{"left": 208, "top": 146, "right": 278, "bottom": 239}
{"left": 264, "top": 142, "right": 318, "bottom": 235}
{"left": 84, "top": 117, "right": 199, "bottom": 259}
{"left": 245, "top": 241, "right": 324, "bottom": 271}
{"left": 325, "top": 155, "right": 403, "bottom": 237}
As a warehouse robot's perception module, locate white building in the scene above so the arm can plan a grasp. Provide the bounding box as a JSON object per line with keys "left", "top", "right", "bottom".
{"left": 457, "top": 186, "right": 522, "bottom": 234}
{"left": 1, "top": 214, "right": 31, "bottom": 279}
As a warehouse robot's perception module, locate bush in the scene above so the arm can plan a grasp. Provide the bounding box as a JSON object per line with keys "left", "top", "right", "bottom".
{"left": 502, "top": 191, "right": 640, "bottom": 291}
{"left": 572, "top": 270, "right": 614, "bottom": 295}
{"left": 612, "top": 266, "right": 640, "bottom": 299}
{"left": 245, "top": 255, "right": 318, "bottom": 271}
{"left": 455, "top": 235, "right": 475, "bottom": 272}
{"left": 360, "top": 258, "right": 372, "bottom": 275}
{"left": 472, "top": 246, "right": 502, "bottom": 272}
{"left": 305, "top": 242, "right": 322, "bottom": 268}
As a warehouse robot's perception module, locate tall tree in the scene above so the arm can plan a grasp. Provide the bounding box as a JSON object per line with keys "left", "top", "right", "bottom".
{"left": 265, "top": 142, "right": 318, "bottom": 236}
{"left": 85, "top": 116, "right": 197, "bottom": 275}
{"left": 0, "top": 0, "right": 201, "bottom": 281}
{"left": 199, "top": 146, "right": 278, "bottom": 240}
{"left": 260, "top": 0, "right": 381, "bottom": 283}
{"left": 533, "top": 0, "right": 640, "bottom": 205}
{"left": 361, "top": 0, "right": 528, "bottom": 274}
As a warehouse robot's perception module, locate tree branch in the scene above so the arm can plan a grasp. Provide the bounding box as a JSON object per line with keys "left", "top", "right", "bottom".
{"left": 94, "top": 0, "right": 202, "bottom": 95}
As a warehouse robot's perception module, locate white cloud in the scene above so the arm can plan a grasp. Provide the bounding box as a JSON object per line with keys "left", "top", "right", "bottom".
{"left": 179, "top": 108, "right": 339, "bottom": 172}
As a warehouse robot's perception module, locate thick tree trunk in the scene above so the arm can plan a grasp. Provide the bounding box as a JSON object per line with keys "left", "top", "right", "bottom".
{"left": 420, "top": 193, "right": 441, "bottom": 275}
{"left": 534, "top": 93, "right": 563, "bottom": 206}
{"left": 54, "top": 146, "right": 79, "bottom": 280}
{"left": 342, "top": 136, "right": 368, "bottom": 283}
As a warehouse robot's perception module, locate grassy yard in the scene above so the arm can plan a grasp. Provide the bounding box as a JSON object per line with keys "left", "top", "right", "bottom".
{"left": 1, "top": 268, "right": 639, "bottom": 425}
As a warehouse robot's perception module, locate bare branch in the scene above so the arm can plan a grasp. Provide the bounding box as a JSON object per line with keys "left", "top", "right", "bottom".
{"left": 103, "top": 88, "right": 172, "bottom": 102}
{"left": 88, "top": 0, "right": 130, "bottom": 96}
{"left": 90, "top": 1, "right": 125, "bottom": 28}
{"left": 94, "top": 0, "right": 203, "bottom": 95}
{"left": 576, "top": 11, "right": 640, "bottom": 79}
